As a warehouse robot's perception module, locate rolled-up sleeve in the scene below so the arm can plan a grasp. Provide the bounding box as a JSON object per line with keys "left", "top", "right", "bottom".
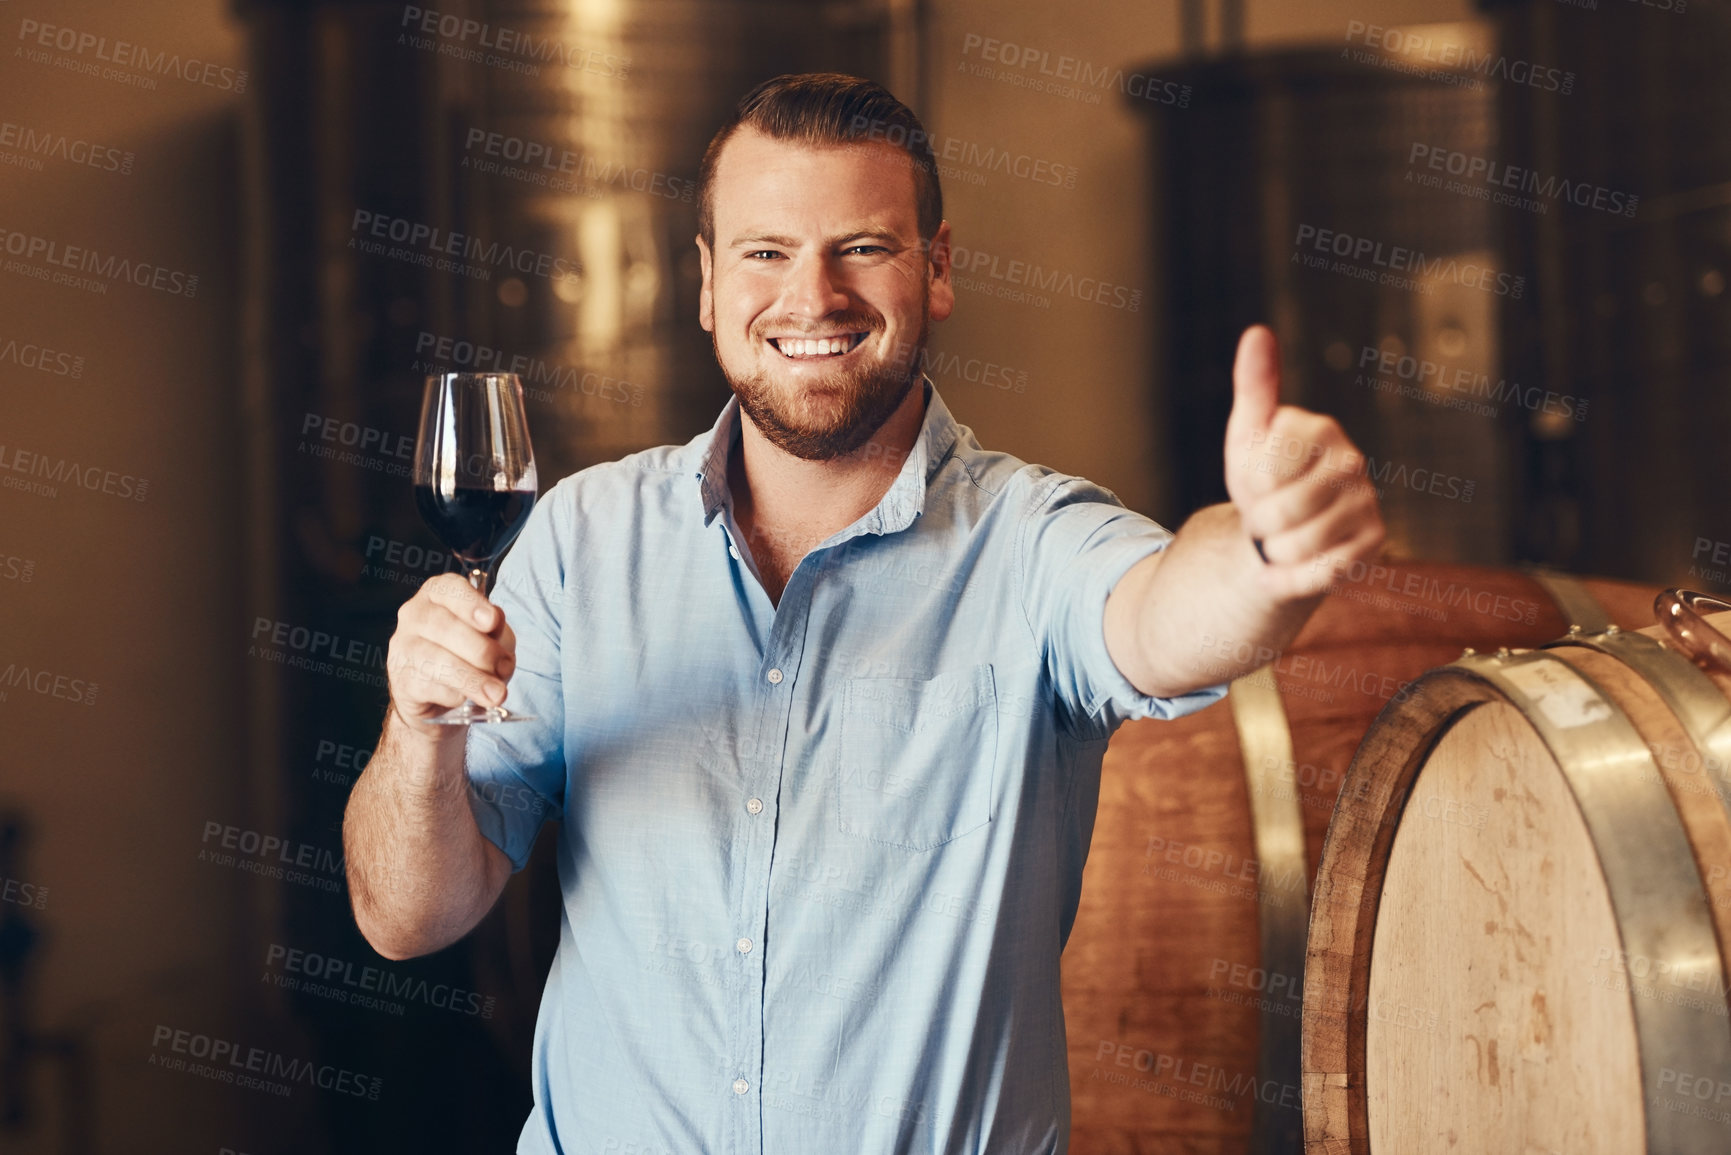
{"left": 464, "top": 480, "right": 569, "bottom": 871}
{"left": 1018, "top": 472, "right": 1228, "bottom": 738}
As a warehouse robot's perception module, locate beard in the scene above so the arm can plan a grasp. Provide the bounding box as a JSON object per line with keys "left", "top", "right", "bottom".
{"left": 716, "top": 297, "right": 929, "bottom": 462}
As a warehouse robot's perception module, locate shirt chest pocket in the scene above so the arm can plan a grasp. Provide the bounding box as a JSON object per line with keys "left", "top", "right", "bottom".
{"left": 836, "top": 664, "right": 998, "bottom": 852}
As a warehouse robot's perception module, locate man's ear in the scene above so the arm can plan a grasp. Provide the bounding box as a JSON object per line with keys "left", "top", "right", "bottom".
{"left": 927, "top": 220, "right": 954, "bottom": 323}
{"left": 696, "top": 234, "right": 715, "bottom": 332}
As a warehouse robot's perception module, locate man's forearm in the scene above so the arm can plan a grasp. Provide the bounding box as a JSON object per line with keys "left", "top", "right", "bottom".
{"left": 1105, "top": 503, "right": 1325, "bottom": 699}
{"left": 342, "top": 709, "right": 510, "bottom": 960}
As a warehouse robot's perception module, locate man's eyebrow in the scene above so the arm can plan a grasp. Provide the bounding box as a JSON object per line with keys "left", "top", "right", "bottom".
{"left": 728, "top": 228, "right": 906, "bottom": 250}
{"left": 730, "top": 232, "right": 801, "bottom": 249}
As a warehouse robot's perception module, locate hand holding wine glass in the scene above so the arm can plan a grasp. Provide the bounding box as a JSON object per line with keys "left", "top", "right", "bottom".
{"left": 387, "top": 373, "right": 539, "bottom": 728}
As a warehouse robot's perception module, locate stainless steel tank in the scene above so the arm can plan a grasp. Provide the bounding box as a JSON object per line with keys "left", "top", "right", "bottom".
{"left": 235, "top": 1, "right": 916, "bottom": 1147}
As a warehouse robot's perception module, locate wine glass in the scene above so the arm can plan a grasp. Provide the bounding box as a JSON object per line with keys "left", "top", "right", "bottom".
{"left": 413, "top": 372, "right": 539, "bottom": 725}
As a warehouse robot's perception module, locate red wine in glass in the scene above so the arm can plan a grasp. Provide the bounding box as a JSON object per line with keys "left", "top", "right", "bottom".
{"left": 413, "top": 372, "right": 539, "bottom": 725}
{"left": 413, "top": 485, "right": 536, "bottom": 563}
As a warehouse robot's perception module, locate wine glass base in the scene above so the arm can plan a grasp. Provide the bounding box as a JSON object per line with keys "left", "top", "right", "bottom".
{"left": 427, "top": 702, "right": 538, "bottom": 725}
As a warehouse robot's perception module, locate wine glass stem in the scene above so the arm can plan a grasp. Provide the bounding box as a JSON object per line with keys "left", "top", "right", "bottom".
{"left": 465, "top": 565, "right": 495, "bottom": 717}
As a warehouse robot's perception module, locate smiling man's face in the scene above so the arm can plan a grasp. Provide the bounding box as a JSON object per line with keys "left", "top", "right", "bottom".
{"left": 697, "top": 126, "right": 953, "bottom": 460}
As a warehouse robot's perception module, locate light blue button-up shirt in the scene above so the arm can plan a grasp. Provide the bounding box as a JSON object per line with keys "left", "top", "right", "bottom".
{"left": 466, "top": 378, "right": 1225, "bottom": 1155}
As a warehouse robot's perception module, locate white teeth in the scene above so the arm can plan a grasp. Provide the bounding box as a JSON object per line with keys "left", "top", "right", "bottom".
{"left": 776, "top": 335, "right": 858, "bottom": 357}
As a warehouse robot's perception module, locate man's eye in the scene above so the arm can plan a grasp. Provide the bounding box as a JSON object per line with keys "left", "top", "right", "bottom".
{"left": 744, "top": 250, "right": 784, "bottom": 260}
{"left": 845, "top": 245, "right": 887, "bottom": 256}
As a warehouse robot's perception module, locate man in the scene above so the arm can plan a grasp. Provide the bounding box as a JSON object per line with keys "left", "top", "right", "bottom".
{"left": 344, "top": 73, "right": 1382, "bottom": 1154}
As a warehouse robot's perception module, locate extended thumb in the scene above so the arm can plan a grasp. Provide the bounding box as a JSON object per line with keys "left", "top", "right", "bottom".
{"left": 1227, "top": 324, "right": 1280, "bottom": 440}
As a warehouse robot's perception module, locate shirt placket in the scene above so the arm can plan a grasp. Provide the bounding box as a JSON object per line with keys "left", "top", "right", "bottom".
{"left": 725, "top": 538, "right": 817, "bottom": 1155}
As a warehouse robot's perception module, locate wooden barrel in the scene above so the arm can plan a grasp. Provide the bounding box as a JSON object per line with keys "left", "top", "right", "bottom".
{"left": 1303, "top": 602, "right": 1731, "bottom": 1153}
{"left": 1063, "top": 562, "right": 1655, "bottom": 1155}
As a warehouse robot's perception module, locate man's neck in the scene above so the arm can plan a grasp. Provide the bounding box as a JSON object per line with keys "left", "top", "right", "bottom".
{"left": 726, "top": 380, "right": 928, "bottom": 604}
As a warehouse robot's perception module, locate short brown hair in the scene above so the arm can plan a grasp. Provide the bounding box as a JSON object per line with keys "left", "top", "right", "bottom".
{"left": 697, "top": 73, "right": 943, "bottom": 250}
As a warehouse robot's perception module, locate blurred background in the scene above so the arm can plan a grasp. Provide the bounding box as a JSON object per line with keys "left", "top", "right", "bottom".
{"left": 0, "top": 0, "right": 1726, "bottom": 1150}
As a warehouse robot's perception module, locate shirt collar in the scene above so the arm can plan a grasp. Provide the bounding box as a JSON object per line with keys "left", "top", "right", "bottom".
{"left": 694, "top": 375, "right": 958, "bottom": 537}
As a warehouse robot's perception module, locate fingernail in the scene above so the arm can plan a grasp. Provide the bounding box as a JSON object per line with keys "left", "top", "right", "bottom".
{"left": 488, "top": 681, "right": 506, "bottom": 703}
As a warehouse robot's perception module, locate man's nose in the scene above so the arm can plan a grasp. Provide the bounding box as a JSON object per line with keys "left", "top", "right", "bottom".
{"left": 780, "top": 253, "right": 850, "bottom": 319}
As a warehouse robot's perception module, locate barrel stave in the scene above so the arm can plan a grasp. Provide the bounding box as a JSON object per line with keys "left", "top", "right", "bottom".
{"left": 1068, "top": 564, "right": 1654, "bottom": 1154}
{"left": 1303, "top": 611, "right": 1731, "bottom": 1154}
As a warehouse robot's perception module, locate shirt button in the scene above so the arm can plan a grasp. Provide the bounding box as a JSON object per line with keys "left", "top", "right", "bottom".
{"left": 729, "top": 545, "right": 740, "bottom": 560}
{"left": 733, "top": 1078, "right": 749, "bottom": 1095}
{"left": 766, "top": 668, "right": 784, "bottom": 684}
{"left": 736, "top": 937, "right": 752, "bottom": 953}
{"left": 746, "top": 797, "right": 764, "bottom": 814}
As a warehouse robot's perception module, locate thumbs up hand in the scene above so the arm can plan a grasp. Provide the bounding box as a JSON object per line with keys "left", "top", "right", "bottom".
{"left": 1223, "top": 325, "right": 1384, "bottom": 601}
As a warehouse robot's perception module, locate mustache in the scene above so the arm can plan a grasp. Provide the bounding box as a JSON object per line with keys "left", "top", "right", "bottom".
{"left": 754, "top": 312, "right": 883, "bottom": 339}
